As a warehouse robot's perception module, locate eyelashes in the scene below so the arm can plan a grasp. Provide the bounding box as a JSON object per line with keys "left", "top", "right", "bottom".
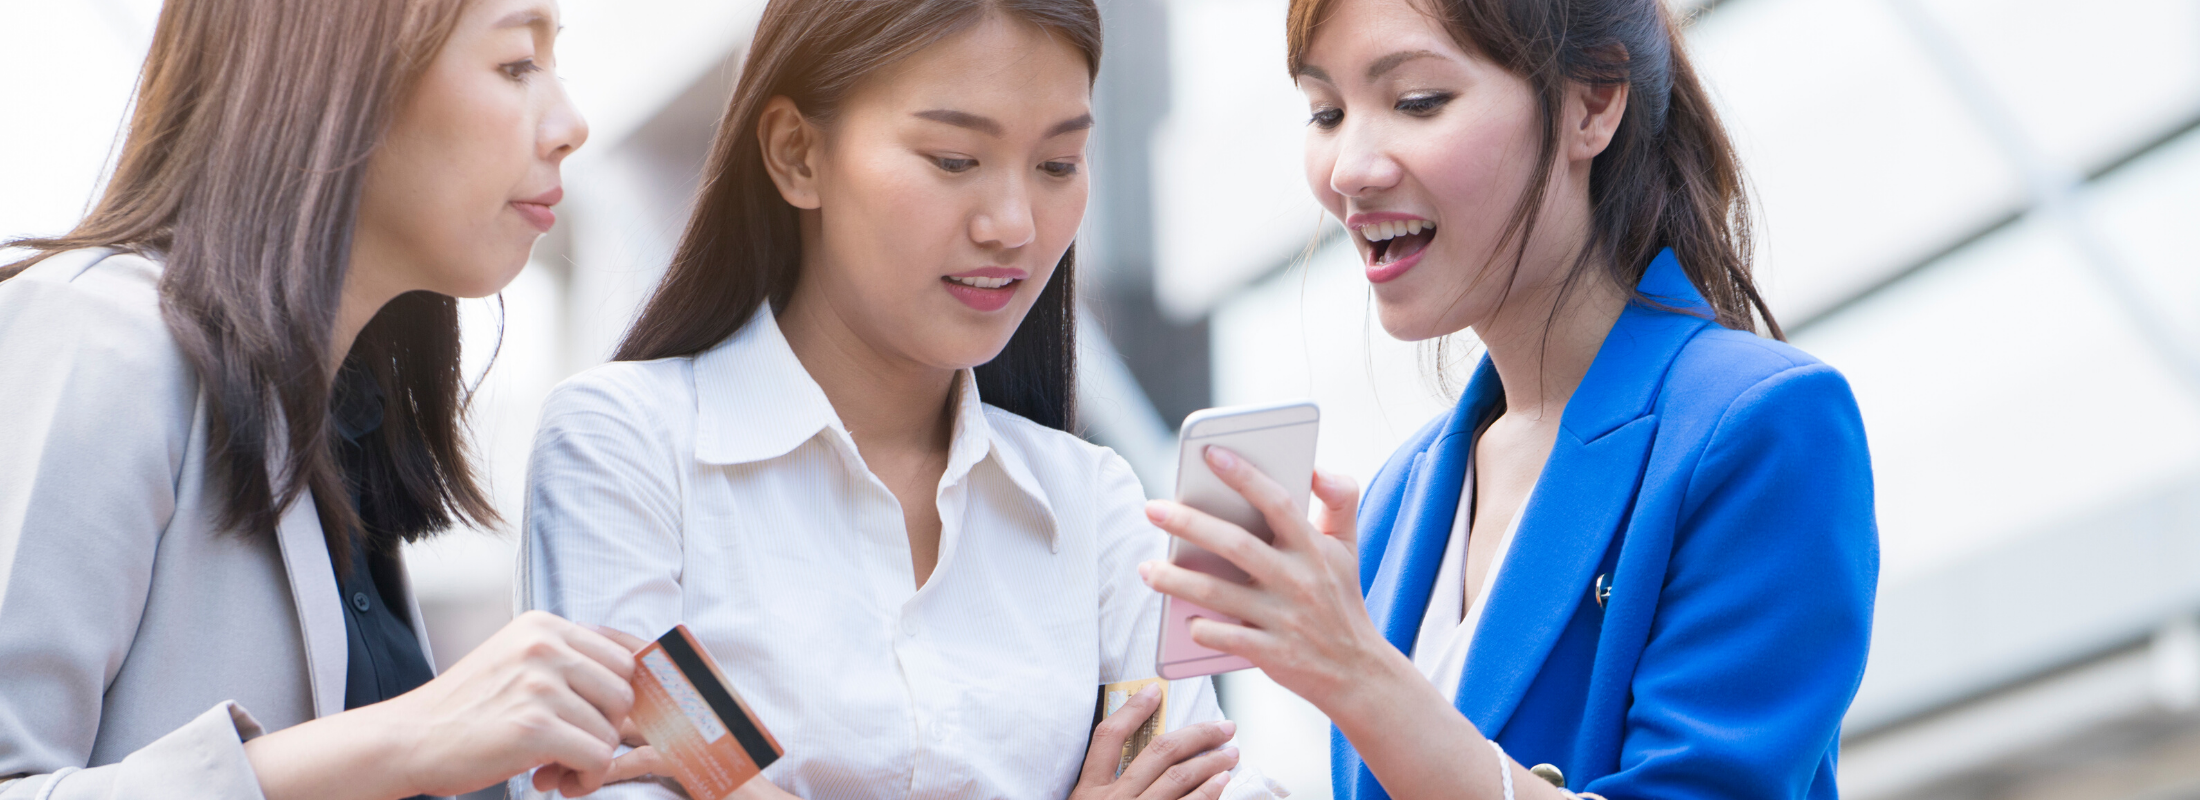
{"left": 931, "top": 157, "right": 1082, "bottom": 178}
{"left": 500, "top": 58, "right": 542, "bottom": 81}
{"left": 1395, "top": 91, "right": 1454, "bottom": 115}
{"left": 1307, "top": 91, "right": 1458, "bottom": 130}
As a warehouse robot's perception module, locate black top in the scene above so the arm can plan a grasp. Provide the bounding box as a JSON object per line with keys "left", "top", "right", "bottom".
{"left": 330, "top": 369, "right": 436, "bottom": 712}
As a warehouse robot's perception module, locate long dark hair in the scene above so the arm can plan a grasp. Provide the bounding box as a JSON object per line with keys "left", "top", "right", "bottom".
{"left": 2, "top": 0, "right": 495, "bottom": 566}
{"left": 1285, "top": 0, "right": 1782, "bottom": 339}
{"left": 614, "top": 0, "right": 1102, "bottom": 432}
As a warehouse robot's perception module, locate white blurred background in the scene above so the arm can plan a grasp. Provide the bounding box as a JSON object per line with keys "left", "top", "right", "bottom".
{"left": 5, "top": 0, "right": 2200, "bottom": 798}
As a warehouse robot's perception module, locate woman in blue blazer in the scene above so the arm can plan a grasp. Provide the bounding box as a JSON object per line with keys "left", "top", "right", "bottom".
{"left": 1137, "top": 0, "right": 1877, "bottom": 798}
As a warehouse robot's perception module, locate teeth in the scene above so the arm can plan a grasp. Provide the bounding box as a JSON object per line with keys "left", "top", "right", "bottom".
{"left": 1359, "top": 219, "right": 1435, "bottom": 242}
{"left": 949, "top": 275, "right": 1015, "bottom": 289}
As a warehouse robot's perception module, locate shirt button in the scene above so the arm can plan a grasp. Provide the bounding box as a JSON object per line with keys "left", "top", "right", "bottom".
{"left": 351, "top": 592, "right": 371, "bottom": 612}
{"left": 900, "top": 617, "right": 919, "bottom": 637}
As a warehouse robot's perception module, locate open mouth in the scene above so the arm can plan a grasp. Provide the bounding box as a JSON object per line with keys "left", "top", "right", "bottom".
{"left": 1362, "top": 219, "right": 1437, "bottom": 266}
{"left": 944, "top": 275, "right": 1019, "bottom": 290}
{"left": 941, "top": 272, "right": 1024, "bottom": 311}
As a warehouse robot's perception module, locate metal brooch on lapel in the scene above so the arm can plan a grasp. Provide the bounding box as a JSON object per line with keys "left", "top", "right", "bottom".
{"left": 1592, "top": 573, "right": 1612, "bottom": 609}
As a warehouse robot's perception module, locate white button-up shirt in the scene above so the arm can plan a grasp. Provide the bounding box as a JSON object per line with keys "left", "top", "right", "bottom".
{"left": 519, "top": 308, "right": 1281, "bottom": 800}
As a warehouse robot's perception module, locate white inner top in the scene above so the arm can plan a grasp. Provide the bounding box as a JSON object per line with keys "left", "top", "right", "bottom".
{"left": 1412, "top": 446, "right": 1535, "bottom": 703}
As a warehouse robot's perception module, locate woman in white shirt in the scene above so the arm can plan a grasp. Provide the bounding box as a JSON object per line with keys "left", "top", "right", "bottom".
{"left": 520, "top": 1, "right": 1279, "bottom": 799}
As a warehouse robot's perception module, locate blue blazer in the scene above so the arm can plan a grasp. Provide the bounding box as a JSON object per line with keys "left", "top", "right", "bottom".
{"left": 1336, "top": 250, "right": 1878, "bottom": 800}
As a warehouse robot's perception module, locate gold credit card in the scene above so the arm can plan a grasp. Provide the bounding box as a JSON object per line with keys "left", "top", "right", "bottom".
{"left": 1094, "top": 678, "right": 1168, "bottom": 777}
{"left": 631, "top": 625, "right": 782, "bottom": 800}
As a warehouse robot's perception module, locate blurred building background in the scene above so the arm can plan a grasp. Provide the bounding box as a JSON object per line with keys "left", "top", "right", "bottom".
{"left": 4, "top": 0, "right": 2199, "bottom": 798}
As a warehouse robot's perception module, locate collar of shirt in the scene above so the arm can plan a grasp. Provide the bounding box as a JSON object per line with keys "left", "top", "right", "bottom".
{"left": 688, "top": 305, "right": 1060, "bottom": 552}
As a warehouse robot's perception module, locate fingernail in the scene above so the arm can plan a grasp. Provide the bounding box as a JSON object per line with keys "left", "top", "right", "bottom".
{"left": 1218, "top": 720, "right": 1237, "bottom": 737}
{"left": 1138, "top": 684, "right": 1161, "bottom": 700}
{"left": 1221, "top": 746, "right": 1240, "bottom": 760}
{"left": 1145, "top": 501, "right": 1169, "bottom": 525}
{"left": 1205, "top": 445, "right": 1238, "bottom": 471}
{"left": 1138, "top": 561, "right": 1155, "bottom": 582}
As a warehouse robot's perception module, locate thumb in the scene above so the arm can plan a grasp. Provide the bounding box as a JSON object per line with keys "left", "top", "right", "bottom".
{"left": 1311, "top": 468, "right": 1360, "bottom": 551}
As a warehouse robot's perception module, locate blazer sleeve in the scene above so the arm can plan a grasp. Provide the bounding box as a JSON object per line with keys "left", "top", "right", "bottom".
{"left": 0, "top": 256, "right": 267, "bottom": 797}
{"left": 1589, "top": 363, "right": 1879, "bottom": 800}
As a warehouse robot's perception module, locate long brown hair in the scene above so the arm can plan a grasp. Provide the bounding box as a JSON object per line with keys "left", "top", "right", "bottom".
{"left": 2, "top": 0, "right": 495, "bottom": 566}
{"left": 614, "top": 0, "right": 1102, "bottom": 432}
{"left": 1285, "top": 0, "right": 1782, "bottom": 339}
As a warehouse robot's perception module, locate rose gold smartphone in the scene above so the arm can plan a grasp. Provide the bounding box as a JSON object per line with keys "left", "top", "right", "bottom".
{"left": 1155, "top": 400, "right": 1320, "bottom": 680}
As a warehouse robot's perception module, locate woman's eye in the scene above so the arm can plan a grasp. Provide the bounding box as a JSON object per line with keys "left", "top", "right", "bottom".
{"left": 1039, "top": 161, "right": 1078, "bottom": 178}
{"left": 1395, "top": 92, "right": 1454, "bottom": 116}
{"left": 1309, "top": 106, "right": 1344, "bottom": 130}
{"left": 500, "top": 59, "right": 541, "bottom": 81}
{"left": 934, "top": 157, "right": 978, "bottom": 174}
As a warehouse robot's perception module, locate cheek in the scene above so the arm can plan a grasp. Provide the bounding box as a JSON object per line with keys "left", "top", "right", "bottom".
{"left": 835, "top": 154, "right": 963, "bottom": 273}
{"left": 1412, "top": 119, "right": 1538, "bottom": 249}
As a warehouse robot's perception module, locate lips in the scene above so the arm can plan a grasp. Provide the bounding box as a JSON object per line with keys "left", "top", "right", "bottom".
{"left": 1346, "top": 212, "right": 1437, "bottom": 284}
{"left": 942, "top": 267, "right": 1028, "bottom": 312}
{"left": 511, "top": 186, "right": 563, "bottom": 233}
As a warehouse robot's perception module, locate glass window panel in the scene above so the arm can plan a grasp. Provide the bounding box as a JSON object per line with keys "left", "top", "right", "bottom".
{"left": 1913, "top": 0, "right": 2200, "bottom": 175}
{"left": 0, "top": 2, "right": 157, "bottom": 246}
{"left": 2080, "top": 126, "right": 2200, "bottom": 346}
{"left": 1795, "top": 216, "right": 2200, "bottom": 584}
{"left": 1688, "top": 0, "right": 2026, "bottom": 322}
{"left": 1152, "top": 0, "right": 1332, "bottom": 320}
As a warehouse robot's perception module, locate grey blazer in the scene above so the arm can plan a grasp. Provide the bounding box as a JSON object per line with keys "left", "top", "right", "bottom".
{"left": 0, "top": 249, "right": 433, "bottom": 799}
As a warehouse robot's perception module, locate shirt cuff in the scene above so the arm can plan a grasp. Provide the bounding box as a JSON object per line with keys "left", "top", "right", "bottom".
{"left": 1221, "top": 763, "right": 1291, "bottom": 799}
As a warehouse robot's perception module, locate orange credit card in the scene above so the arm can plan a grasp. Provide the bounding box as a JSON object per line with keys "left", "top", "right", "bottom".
{"left": 630, "top": 625, "right": 782, "bottom": 800}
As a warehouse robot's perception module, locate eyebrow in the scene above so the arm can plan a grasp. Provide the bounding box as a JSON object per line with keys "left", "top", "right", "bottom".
{"left": 494, "top": 9, "right": 552, "bottom": 30}
{"left": 1366, "top": 50, "right": 1446, "bottom": 81}
{"left": 914, "top": 109, "right": 1096, "bottom": 138}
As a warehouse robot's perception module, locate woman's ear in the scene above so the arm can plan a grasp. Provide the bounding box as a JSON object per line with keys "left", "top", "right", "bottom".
{"left": 758, "top": 96, "right": 823, "bottom": 210}
{"left": 1566, "top": 79, "right": 1628, "bottom": 164}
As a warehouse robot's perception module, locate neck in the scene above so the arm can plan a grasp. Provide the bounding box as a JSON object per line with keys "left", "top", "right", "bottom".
{"left": 333, "top": 253, "right": 405, "bottom": 379}
{"left": 1472, "top": 250, "right": 1629, "bottom": 423}
{"left": 777, "top": 288, "right": 958, "bottom": 456}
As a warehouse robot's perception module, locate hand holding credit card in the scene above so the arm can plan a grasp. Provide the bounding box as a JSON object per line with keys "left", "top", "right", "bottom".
{"left": 628, "top": 625, "right": 783, "bottom": 800}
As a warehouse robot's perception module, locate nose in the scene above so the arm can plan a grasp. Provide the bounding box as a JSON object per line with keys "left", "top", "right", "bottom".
{"left": 970, "top": 172, "right": 1037, "bottom": 252}
{"left": 1327, "top": 124, "right": 1402, "bottom": 199}
{"left": 541, "top": 79, "right": 590, "bottom": 164}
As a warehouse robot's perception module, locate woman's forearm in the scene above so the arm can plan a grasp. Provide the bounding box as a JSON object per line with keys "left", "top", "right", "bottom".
{"left": 243, "top": 706, "right": 415, "bottom": 800}
{"left": 1321, "top": 647, "right": 1569, "bottom": 800}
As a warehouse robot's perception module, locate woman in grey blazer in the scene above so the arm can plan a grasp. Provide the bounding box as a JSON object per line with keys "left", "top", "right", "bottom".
{"left": 0, "top": 0, "right": 657, "bottom": 797}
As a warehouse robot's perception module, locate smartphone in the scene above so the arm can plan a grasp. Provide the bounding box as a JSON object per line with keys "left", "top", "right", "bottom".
{"left": 1155, "top": 400, "right": 1320, "bottom": 680}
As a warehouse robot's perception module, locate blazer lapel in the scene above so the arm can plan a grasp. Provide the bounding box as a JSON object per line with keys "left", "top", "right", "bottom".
{"left": 274, "top": 489, "right": 349, "bottom": 719}
{"left": 1452, "top": 250, "right": 1714, "bottom": 735}
{"left": 1364, "top": 359, "right": 1504, "bottom": 657}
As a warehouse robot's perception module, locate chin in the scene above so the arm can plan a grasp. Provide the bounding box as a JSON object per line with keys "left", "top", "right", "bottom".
{"left": 1372, "top": 295, "right": 1470, "bottom": 343}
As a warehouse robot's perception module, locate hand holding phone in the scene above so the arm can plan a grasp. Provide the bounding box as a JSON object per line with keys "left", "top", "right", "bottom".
{"left": 1154, "top": 401, "right": 1320, "bottom": 679}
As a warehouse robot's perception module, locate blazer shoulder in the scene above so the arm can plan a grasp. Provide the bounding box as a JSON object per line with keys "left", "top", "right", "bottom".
{"left": 0, "top": 249, "right": 198, "bottom": 409}
{"left": 3, "top": 249, "right": 174, "bottom": 349}
{"left": 1659, "top": 325, "right": 1852, "bottom": 419}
